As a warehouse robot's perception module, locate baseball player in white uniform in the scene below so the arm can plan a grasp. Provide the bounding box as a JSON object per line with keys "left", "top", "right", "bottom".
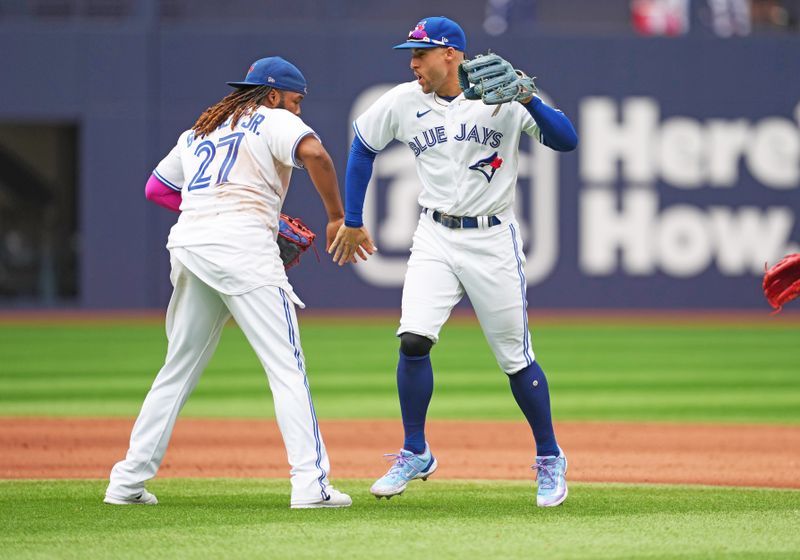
{"left": 105, "top": 57, "right": 356, "bottom": 509}
{"left": 330, "top": 16, "right": 578, "bottom": 507}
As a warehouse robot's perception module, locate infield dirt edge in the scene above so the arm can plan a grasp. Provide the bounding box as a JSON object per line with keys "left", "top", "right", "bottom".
{"left": 3, "top": 418, "right": 798, "bottom": 489}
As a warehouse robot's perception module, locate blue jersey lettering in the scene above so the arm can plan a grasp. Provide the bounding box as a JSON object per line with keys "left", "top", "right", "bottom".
{"left": 454, "top": 123, "right": 503, "bottom": 148}
{"left": 408, "top": 126, "right": 448, "bottom": 158}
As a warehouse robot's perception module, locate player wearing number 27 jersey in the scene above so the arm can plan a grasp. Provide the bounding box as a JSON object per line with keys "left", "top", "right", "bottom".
{"left": 330, "top": 16, "right": 577, "bottom": 507}
{"left": 105, "top": 57, "right": 356, "bottom": 509}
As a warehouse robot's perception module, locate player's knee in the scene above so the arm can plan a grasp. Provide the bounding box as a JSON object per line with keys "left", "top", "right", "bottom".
{"left": 508, "top": 364, "right": 529, "bottom": 376}
{"left": 399, "top": 333, "right": 433, "bottom": 357}
{"left": 505, "top": 360, "right": 535, "bottom": 376}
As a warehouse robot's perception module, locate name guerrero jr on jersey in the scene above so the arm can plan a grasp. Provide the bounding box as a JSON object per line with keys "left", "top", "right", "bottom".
{"left": 184, "top": 112, "right": 267, "bottom": 149}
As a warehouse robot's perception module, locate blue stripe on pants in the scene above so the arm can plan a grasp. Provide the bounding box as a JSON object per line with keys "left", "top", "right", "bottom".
{"left": 509, "top": 224, "right": 533, "bottom": 366}
{"left": 279, "top": 289, "right": 328, "bottom": 500}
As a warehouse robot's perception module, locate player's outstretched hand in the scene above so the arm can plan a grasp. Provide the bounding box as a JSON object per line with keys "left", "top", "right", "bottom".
{"left": 328, "top": 224, "right": 377, "bottom": 266}
{"left": 325, "top": 218, "right": 345, "bottom": 252}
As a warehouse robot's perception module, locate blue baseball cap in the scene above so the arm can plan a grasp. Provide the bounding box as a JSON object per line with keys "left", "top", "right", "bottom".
{"left": 227, "top": 56, "right": 308, "bottom": 95}
{"left": 393, "top": 16, "right": 466, "bottom": 52}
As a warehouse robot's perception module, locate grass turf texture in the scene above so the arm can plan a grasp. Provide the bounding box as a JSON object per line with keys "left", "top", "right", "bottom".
{"left": 0, "top": 318, "right": 798, "bottom": 422}
{"left": 2, "top": 479, "right": 799, "bottom": 559}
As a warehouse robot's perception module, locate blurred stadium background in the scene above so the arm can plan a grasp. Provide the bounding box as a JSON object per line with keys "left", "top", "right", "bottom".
{"left": 0, "top": 0, "right": 798, "bottom": 312}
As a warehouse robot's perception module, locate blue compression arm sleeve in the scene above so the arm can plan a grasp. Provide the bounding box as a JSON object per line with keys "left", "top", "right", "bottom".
{"left": 524, "top": 97, "right": 578, "bottom": 152}
{"left": 345, "top": 135, "right": 378, "bottom": 228}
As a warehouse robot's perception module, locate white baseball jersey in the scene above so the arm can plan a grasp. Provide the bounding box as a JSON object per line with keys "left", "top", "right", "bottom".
{"left": 353, "top": 80, "right": 543, "bottom": 217}
{"left": 353, "top": 80, "right": 551, "bottom": 373}
{"left": 153, "top": 106, "right": 317, "bottom": 300}
{"left": 107, "top": 106, "right": 339, "bottom": 507}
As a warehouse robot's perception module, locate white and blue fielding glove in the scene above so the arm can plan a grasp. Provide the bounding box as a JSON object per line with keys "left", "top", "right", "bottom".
{"left": 458, "top": 52, "right": 538, "bottom": 105}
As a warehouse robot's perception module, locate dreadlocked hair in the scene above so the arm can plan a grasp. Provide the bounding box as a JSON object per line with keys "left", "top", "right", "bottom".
{"left": 192, "top": 85, "right": 273, "bottom": 137}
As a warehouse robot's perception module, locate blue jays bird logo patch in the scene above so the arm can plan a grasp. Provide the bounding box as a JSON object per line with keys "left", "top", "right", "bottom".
{"left": 469, "top": 152, "right": 503, "bottom": 182}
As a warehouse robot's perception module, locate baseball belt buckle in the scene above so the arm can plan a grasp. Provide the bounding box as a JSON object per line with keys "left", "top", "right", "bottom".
{"left": 439, "top": 213, "right": 462, "bottom": 229}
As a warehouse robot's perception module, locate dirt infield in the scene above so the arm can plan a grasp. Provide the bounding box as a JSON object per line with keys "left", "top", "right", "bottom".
{"left": 2, "top": 418, "right": 798, "bottom": 488}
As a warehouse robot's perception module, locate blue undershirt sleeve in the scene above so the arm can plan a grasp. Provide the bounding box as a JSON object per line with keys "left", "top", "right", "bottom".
{"left": 345, "top": 135, "right": 378, "bottom": 228}
{"left": 524, "top": 97, "right": 578, "bottom": 152}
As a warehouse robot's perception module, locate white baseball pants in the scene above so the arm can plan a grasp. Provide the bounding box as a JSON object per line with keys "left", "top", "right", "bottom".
{"left": 106, "top": 257, "right": 331, "bottom": 506}
{"left": 398, "top": 210, "right": 535, "bottom": 374}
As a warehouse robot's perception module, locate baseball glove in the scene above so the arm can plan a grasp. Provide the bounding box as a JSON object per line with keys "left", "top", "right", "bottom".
{"left": 278, "top": 213, "right": 317, "bottom": 270}
{"left": 762, "top": 253, "right": 800, "bottom": 313}
{"left": 458, "top": 52, "right": 538, "bottom": 105}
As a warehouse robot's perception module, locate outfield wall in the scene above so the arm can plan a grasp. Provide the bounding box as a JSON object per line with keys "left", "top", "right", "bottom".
{"left": 1, "top": 23, "right": 797, "bottom": 309}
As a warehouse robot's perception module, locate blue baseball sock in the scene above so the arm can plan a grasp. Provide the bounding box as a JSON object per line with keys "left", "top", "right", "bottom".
{"left": 508, "top": 361, "right": 560, "bottom": 457}
{"left": 397, "top": 350, "right": 434, "bottom": 455}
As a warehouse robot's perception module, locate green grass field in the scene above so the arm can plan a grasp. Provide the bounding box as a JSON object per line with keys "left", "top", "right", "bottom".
{"left": 1, "top": 317, "right": 799, "bottom": 559}
{"left": 1, "top": 318, "right": 798, "bottom": 423}
{"left": 2, "top": 479, "right": 799, "bottom": 559}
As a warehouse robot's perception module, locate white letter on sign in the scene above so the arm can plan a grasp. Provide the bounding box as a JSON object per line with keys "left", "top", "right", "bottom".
{"left": 580, "top": 187, "right": 657, "bottom": 275}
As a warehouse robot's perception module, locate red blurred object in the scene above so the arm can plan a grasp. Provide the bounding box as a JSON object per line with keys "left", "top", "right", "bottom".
{"left": 631, "top": 0, "right": 690, "bottom": 36}
{"left": 763, "top": 254, "right": 800, "bottom": 314}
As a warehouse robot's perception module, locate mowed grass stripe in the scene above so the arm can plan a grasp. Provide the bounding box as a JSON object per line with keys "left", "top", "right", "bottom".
{"left": 0, "top": 320, "right": 797, "bottom": 423}
{"left": 1, "top": 479, "right": 798, "bottom": 560}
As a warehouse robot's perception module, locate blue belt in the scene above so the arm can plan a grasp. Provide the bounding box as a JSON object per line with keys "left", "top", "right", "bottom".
{"left": 427, "top": 208, "right": 502, "bottom": 229}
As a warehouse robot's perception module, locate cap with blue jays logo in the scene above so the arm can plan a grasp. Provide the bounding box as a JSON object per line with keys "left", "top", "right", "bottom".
{"left": 393, "top": 16, "right": 467, "bottom": 52}
{"left": 227, "top": 56, "right": 308, "bottom": 95}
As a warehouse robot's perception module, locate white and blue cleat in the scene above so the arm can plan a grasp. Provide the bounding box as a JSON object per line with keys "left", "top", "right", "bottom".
{"left": 370, "top": 444, "right": 438, "bottom": 499}
{"left": 291, "top": 487, "right": 353, "bottom": 509}
{"left": 533, "top": 447, "right": 568, "bottom": 507}
{"left": 103, "top": 488, "right": 158, "bottom": 505}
